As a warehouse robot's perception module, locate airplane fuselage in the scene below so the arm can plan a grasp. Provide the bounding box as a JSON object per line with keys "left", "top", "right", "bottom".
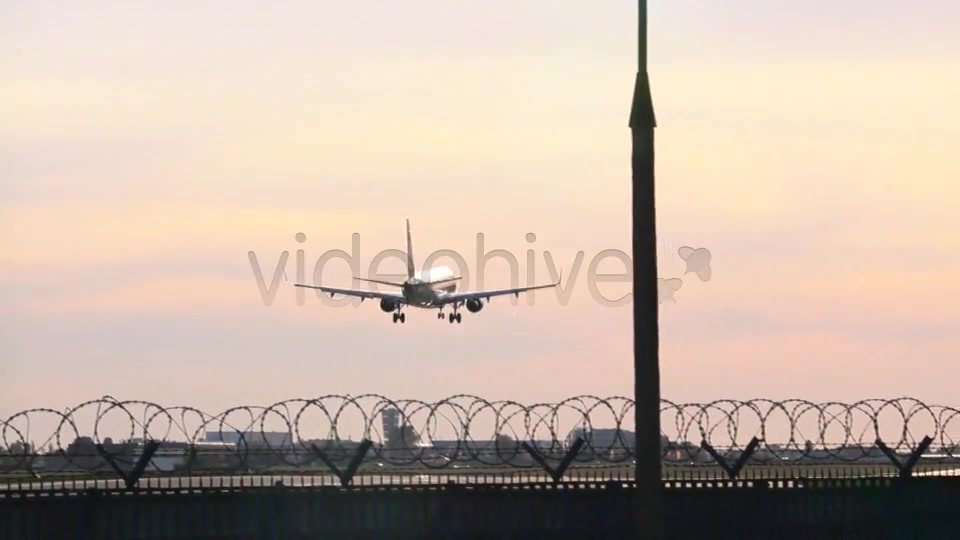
{"left": 401, "top": 266, "right": 457, "bottom": 308}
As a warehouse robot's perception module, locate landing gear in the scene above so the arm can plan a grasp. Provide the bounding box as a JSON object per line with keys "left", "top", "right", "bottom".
{"left": 437, "top": 311, "right": 444, "bottom": 320}
{"left": 447, "top": 302, "right": 463, "bottom": 324}
{"left": 392, "top": 311, "right": 406, "bottom": 324}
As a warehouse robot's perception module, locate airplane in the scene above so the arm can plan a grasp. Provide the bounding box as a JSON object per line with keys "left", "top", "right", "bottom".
{"left": 284, "top": 218, "right": 561, "bottom": 324}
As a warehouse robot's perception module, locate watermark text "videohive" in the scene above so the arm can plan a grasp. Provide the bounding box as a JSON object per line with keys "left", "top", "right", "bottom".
{"left": 249, "top": 233, "right": 712, "bottom": 307}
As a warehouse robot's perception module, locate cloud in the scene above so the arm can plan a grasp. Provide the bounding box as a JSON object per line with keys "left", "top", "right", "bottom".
{"left": 0, "top": 299, "right": 586, "bottom": 410}
{"left": 0, "top": 203, "right": 380, "bottom": 267}
{"left": 659, "top": 329, "right": 958, "bottom": 403}
{"left": 16, "top": 275, "right": 273, "bottom": 318}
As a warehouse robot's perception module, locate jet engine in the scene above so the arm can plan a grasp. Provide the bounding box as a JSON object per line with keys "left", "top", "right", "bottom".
{"left": 465, "top": 299, "right": 483, "bottom": 313}
{"left": 380, "top": 299, "right": 398, "bottom": 313}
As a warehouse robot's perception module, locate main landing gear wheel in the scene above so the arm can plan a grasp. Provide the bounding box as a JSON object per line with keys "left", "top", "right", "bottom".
{"left": 447, "top": 312, "right": 462, "bottom": 324}
{"left": 393, "top": 312, "right": 406, "bottom": 324}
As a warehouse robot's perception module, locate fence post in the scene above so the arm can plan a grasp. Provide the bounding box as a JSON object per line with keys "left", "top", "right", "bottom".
{"left": 95, "top": 440, "right": 160, "bottom": 489}
{"left": 699, "top": 437, "right": 761, "bottom": 480}
{"left": 310, "top": 439, "right": 373, "bottom": 487}
{"left": 521, "top": 437, "right": 585, "bottom": 482}
{"left": 876, "top": 436, "right": 933, "bottom": 479}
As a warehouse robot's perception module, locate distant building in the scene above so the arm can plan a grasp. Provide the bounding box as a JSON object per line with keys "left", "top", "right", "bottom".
{"left": 564, "top": 427, "right": 673, "bottom": 459}
{"left": 204, "top": 431, "right": 292, "bottom": 448}
{"left": 382, "top": 408, "right": 401, "bottom": 437}
{"left": 566, "top": 428, "right": 634, "bottom": 450}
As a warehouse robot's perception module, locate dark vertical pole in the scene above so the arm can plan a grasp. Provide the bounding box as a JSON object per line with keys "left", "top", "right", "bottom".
{"left": 630, "top": 0, "right": 662, "bottom": 537}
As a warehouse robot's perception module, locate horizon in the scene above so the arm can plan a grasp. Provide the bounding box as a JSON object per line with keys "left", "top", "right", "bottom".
{"left": 3, "top": 394, "right": 953, "bottom": 454}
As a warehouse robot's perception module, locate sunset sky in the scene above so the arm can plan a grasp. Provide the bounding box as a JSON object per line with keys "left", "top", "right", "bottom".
{"left": 2, "top": 1, "right": 958, "bottom": 442}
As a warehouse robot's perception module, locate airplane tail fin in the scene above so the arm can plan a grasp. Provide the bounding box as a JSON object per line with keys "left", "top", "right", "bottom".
{"left": 405, "top": 217, "right": 415, "bottom": 280}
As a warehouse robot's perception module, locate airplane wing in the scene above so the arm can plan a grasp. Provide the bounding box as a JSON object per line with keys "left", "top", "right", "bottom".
{"left": 435, "top": 272, "right": 561, "bottom": 305}
{"left": 287, "top": 281, "right": 407, "bottom": 302}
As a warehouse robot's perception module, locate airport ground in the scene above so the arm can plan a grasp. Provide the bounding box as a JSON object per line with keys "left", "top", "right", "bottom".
{"left": 2, "top": 461, "right": 957, "bottom": 490}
